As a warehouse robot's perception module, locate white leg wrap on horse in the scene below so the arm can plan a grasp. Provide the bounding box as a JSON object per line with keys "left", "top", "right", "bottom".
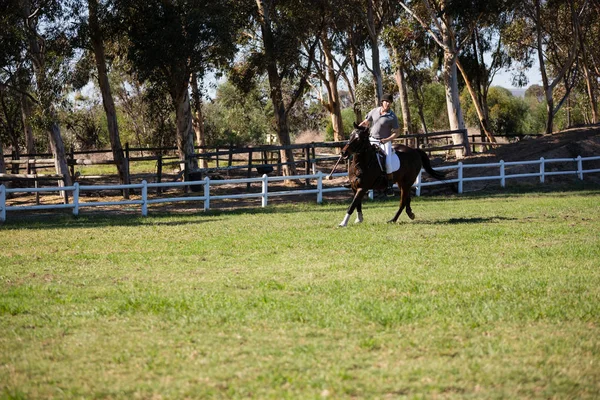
{"left": 355, "top": 212, "right": 363, "bottom": 223}
{"left": 339, "top": 213, "right": 351, "bottom": 227}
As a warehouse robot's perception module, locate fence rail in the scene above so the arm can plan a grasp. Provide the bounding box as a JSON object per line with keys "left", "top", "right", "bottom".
{"left": 1, "top": 155, "right": 599, "bottom": 222}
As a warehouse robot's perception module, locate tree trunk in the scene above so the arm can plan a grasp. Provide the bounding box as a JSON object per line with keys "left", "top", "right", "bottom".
{"left": 88, "top": 0, "right": 130, "bottom": 197}
{"left": 581, "top": 61, "right": 599, "bottom": 124}
{"left": 256, "top": 0, "right": 296, "bottom": 176}
{"left": 48, "top": 121, "right": 71, "bottom": 185}
{"left": 21, "top": 0, "right": 72, "bottom": 186}
{"left": 456, "top": 58, "right": 496, "bottom": 143}
{"left": 441, "top": 16, "right": 470, "bottom": 157}
{"left": 348, "top": 37, "right": 362, "bottom": 123}
{"left": 0, "top": 140, "right": 5, "bottom": 174}
{"left": 366, "top": 0, "right": 383, "bottom": 103}
{"left": 190, "top": 72, "right": 208, "bottom": 168}
{"left": 574, "top": 2, "right": 598, "bottom": 124}
{"left": 174, "top": 87, "right": 198, "bottom": 176}
{"left": 321, "top": 36, "right": 344, "bottom": 142}
{"left": 390, "top": 48, "right": 412, "bottom": 135}
{"left": 21, "top": 94, "right": 35, "bottom": 155}
{"left": 534, "top": 0, "right": 578, "bottom": 134}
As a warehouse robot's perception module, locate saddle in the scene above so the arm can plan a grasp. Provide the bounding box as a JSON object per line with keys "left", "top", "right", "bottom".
{"left": 371, "top": 144, "right": 387, "bottom": 173}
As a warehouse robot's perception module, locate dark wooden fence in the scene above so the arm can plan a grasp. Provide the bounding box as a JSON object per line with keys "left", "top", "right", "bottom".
{"left": 2, "top": 130, "right": 524, "bottom": 188}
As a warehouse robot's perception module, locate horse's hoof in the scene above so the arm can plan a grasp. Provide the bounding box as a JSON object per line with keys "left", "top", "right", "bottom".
{"left": 386, "top": 219, "right": 396, "bottom": 224}
{"left": 407, "top": 212, "right": 415, "bottom": 220}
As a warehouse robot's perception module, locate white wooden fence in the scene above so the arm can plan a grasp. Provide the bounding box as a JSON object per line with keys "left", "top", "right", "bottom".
{"left": 1, "top": 155, "right": 599, "bottom": 222}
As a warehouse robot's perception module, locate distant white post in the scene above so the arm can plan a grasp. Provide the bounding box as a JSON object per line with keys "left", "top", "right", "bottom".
{"left": 73, "top": 183, "right": 80, "bottom": 216}
{"left": 500, "top": 160, "right": 505, "bottom": 188}
{"left": 141, "top": 180, "right": 148, "bottom": 216}
{"left": 457, "top": 162, "right": 464, "bottom": 194}
{"left": 204, "top": 176, "right": 210, "bottom": 211}
{"left": 0, "top": 184, "right": 5, "bottom": 222}
{"left": 577, "top": 156, "right": 583, "bottom": 180}
{"left": 540, "top": 157, "right": 545, "bottom": 183}
{"left": 316, "top": 171, "right": 323, "bottom": 204}
{"left": 415, "top": 169, "right": 422, "bottom": 197}
{"left": 261, "top": 174, "right": 268, "bottom": 207}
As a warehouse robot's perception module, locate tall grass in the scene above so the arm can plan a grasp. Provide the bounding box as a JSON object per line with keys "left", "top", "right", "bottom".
{"left": 1, "top": 188, "right": 599, "bottom": 399}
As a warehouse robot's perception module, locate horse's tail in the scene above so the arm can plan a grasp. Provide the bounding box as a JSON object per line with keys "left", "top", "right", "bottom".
{"left": 417, "top": 149, "right": 446, "bottom": 180}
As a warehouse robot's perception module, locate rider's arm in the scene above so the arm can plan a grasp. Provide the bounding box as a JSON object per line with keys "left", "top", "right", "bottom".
{"left": 358, "top": 119, "right": 370, "bottom": 127}
{"left": 381, "top": 128, "right": 399, "bottom": 144}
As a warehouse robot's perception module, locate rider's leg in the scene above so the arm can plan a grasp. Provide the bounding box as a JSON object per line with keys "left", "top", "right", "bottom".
{"left": 383, "top": 141, "right": 394, "bottom": 194}
{"left": 384, "top": 141, "right": 393, "bottom": 174}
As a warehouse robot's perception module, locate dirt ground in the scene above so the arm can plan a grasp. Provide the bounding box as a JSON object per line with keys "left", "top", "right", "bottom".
{"left": 3, "top": 124, "right": 600, "bottom": 218}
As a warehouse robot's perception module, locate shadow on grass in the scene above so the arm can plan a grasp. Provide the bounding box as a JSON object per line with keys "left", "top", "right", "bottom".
{"left": 0, "top": 202, "right": 340, "bottom": 230}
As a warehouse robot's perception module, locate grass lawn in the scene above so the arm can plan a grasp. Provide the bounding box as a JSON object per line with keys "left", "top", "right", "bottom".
{"left": 1, "top": 187, "right": 599, "bottom": 399}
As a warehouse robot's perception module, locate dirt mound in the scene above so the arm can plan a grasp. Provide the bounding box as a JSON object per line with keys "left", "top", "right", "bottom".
{"left": 464, "top": 124, "right": 600, "bottom": 163}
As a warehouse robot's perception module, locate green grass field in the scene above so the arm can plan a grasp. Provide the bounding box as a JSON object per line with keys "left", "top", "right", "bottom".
{"left": 1, "top": 188, "right": 599, "bottom": 399}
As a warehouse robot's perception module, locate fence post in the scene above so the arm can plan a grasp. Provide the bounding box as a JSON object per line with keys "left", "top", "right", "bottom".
{"left": 304, "top": 144, "right": 311, "bottom": 184}
{"left": 247, "top": 150, "right": 253, "bottom": 191}
{"left": 0, "top": 184, "right": 5, "bottom": 222}
{"left": 577, "top": 156, "right": 583, "bottom": 180}
{"left": 261, "top": 174, "right": 268, "bottom": 207}
{"left": 73, "top": 183, "right": 79, "bottom": 217}
{"left": 11, "top": 149, "right": 19, "bottom": 174}
{"left": 462, "top": 129, "right": 470, "bottom": 156}
{"left": 540, "top": 157, "right": 545, "bottom": 183}
{"left": 125, "top": 142, "right": 130, "bottom": 183}
{"left": 204, "top": 176, "right": 210, "bottom": 211}
{"left": 458, "top": 162, "right": 463, "bottom": 194}
{"left": 415, "top": 169, "right": 422, "bottom": 197}
{"left": 500, "top": 160, "right": 505, "bottom": 188}
{"left": 141, "top": 180, "right": 148, "bottom": 217}
{"left": 317, "top": 171, "right": 323, "bottom": 204}
{"left": 156, "top": 155, "right": 163, "bottom": 194}
{"left": 69, "top": 146, "right": 75, "bottom": 178}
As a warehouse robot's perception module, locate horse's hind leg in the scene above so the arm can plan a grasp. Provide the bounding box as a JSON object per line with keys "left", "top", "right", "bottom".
{"left": 388, "top": 184, "right": 411, "bottom": 223}
{"left": 405, "top": 195, "right": 415, "bottom": 220}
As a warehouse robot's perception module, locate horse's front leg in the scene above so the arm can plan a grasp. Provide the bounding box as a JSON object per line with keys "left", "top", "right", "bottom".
{"left": 355, "top": 200, "right": 363, "bottom": 224}
{"left": 339, "top": 189, "right": 366, "bottom": 227}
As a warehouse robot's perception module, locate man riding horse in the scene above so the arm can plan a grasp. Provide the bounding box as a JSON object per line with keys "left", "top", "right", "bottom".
{"left": 359, "top": 93, "right": 401, "bottom": 191}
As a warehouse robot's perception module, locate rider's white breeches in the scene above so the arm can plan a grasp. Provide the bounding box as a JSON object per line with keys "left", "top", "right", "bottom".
{"left": 370, "top": 138, "right": 394, "bottom": 174}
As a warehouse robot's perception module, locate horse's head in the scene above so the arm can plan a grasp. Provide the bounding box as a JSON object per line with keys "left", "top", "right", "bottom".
{"left": 341, "top": 122, "right": 370, "bottom": 158}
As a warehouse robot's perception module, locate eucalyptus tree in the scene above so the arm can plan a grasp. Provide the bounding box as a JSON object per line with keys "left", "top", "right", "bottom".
{"left": 10, "top": 0, "right": 74, "bottom": 184}
{"left": 456, "top": 4, "right": 520, "bottom": 142}
{"left": 114, "top": 0, "right": 247, "bottom": 175}
{"left": 400, "top": 0, "right": 476, "bottom": 157}
{"left": 311, "top": 30, "right": 346, "bottom": 142}
{"left": 572, "top": 0, "right": 598, "bottom": 124}
{"left": 310, "top": 0, "right": 366, "bottom": 141}
{"left": 325, "top": 2, "right": 369, "bottom": 124}
{"left": 383, "top": 9, "right": 438, "bottom": 135}
{"left": 383, "top": 17, "right": 421, "bottom": 135}
{"left": 237, "top": 0, "right": 325, "bottom": 176}
{"left": 505, "top": 0, "right": 584, "bottom": 134}
{"left": 355, "top": 0, "right": 395, "bottom": 105}
{"left": 0, "top": 0, "right": 22, "bottom": 173}
{"left": 74, "top": 0, "right": 130, "bottom": 191}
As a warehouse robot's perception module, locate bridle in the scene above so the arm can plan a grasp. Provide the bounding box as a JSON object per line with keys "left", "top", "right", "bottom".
{"left": 341, "top": 128, "right": 370, "bottom": 159}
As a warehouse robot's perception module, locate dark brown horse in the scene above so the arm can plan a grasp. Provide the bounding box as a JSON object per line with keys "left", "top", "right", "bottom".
{"left": 337, "top": 123, "right": 445, "bottom": 227}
